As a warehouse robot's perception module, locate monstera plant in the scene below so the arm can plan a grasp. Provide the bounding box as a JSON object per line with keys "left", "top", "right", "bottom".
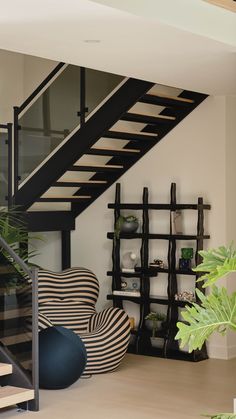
{"left": 176, "top": 244, "right": 236, "bottom": 419}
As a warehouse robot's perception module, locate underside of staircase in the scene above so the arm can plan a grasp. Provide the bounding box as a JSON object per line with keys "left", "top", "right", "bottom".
{"left": 13, "top": 70, "right": 207, "bottom": 233}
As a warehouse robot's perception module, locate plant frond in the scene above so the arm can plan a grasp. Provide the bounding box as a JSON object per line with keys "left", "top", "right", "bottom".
{"left": 175, "top": 286, "right": 236, "bottom": 352}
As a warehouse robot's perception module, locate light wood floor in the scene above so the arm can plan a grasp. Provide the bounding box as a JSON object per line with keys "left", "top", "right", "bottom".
{"left": 1, "top": 354, "right": 236, "bottom": 419}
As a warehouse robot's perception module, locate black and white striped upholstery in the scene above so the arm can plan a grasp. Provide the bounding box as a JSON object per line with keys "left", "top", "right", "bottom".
{"left": 38, "top": 268, "right": 130, "bottom": 375}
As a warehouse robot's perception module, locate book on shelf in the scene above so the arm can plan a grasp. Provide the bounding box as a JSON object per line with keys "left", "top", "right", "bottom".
{"left": 113, "top": 290, "right": 141, "bottom": 297}
{"left": 121, "top": 268, "right": 135, "bottom": 273}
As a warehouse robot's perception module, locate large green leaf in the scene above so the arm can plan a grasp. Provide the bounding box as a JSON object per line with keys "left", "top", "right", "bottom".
{"left": 176, "top": 286, "right": 236, "bottom": 352}
{"left": 193, "top": 244, "right": 236, "bottom": 287}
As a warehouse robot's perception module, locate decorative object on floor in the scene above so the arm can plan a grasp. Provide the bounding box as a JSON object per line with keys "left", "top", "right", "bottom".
{"left": 176, "top": 244, "right": 236, "bottom": 419}
{"left": 171, "top": 210, "right": 183, "bottom": 234}
{"left": 115, "top": 215, "right": 139, "bottom": 239}
{"left": 38, "top": 267, "right": 130, "bottom": 375}
{"left": 121, "top": 251, "right": 138, "bottom": 270}
{"left": 39, "top": 326, "right": 87, "bottom": 389}
{"left": 149, "top": 259, "right": 165, "bottom": 269}
{"left": 175, "top": 291, "right": 195, "bottom": 302}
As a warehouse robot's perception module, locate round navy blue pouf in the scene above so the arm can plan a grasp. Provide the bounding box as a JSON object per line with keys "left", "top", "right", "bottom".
{"left": 39, "top": 326, "right": 87, "bottom": 389}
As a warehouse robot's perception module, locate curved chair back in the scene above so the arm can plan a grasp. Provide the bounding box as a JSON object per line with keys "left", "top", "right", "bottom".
{"left": 38, "top": 267, "right": 99, "bottom": 306}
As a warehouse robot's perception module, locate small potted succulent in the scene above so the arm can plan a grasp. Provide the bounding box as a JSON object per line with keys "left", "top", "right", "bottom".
{"left": 115, "top": 215, "right": 139, "bottom": 239}
{"left": 145, "top": 312, "right": 166, "bottom": 348}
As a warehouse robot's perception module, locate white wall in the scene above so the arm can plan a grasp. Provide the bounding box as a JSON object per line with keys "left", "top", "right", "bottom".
{"left": 71, "top": 95, "right": 231, "bottom": 358}
{"left": 225, "top": 95, "right": 236, "bottom": 359}
{"left": 0, "top": 50, "right": 24, "bottom": 122}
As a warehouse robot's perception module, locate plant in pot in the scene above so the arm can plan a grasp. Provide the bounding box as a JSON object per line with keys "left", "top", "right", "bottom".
{"left": 115, "top": 215, "right": 139, "bottom": 239}
{"left": 176, "top": 244, "right": 236, "bottom": 419}
{"left": 0, "top": 207, "right": 41, "bottom": 291}
{"left": 145, "top": 311, "right": 166, "bottom": 348}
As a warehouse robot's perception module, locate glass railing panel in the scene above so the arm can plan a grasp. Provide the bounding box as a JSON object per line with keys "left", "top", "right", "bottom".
{"left": 0, "top": 251, "right": 33, "bottom": 374}
{"left": 18, "top": 64, "right": 81, "bottom": 183}
{"left": 0, "top": 130, "right": 8, "bottom": 206}
{"left": 18, "top": 65, "right": 124, "bottom": 184}
{"left": 85, "top": 69, "right": 123, "bottom": 118}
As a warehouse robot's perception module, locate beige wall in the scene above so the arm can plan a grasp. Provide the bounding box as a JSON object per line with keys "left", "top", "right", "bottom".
{"left": 225, "top": 95, "right": 236, "bottom": 358}
{"left": 0, "top": 50, "right": 24, "bottom": 122}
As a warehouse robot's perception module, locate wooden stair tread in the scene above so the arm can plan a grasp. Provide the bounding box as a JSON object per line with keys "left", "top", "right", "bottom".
{"left": 72, "top": 164, "right": 123, "bottom": 169}
{"left": 39, "top": 195, "right": 91, "bottom": 199}
{"left": 146, "top": 92, "right": 194, "bottom": 103}
{"left": 54, "top": 180, "right": 107, "bottom": 187}
{"left": 0, "top": 386, "right": 34, "bottom": 409}
{"left": 90, "top": 147, "right": 140, "bottom": 153}
{"left": 107, "top": 130, "right": 157, "bottom": 137}
{"left": 56, "top": 180, "right": 107, "bottom": 184}
{"left": 126, "top": 111, "right": 175, "bottom": 121}
{"left": 0, "top": 363, "right": 12, "bottom": 377}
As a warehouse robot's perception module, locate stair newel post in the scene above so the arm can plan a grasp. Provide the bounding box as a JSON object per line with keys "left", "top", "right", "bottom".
{"left": 137, "top": 187, "right": 150, "bottom": 353}
{"left": 61, "top": 230, "right": 71, "bottom": 270}
{"left": 194, "top": 196, "right": 208, "bottom": 361}
{"left": 165, "top": 182, "right": 179, "bottom": 356}
{"left": 13, "top": 106, "right": 20, "bottom": 195}
{"left": 112, "top": 183, "right": 122, "bottom": 308}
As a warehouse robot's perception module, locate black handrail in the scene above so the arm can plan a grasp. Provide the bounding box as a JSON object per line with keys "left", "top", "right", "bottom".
{"left": 18, "top": 62, "right": 65, "bottom": 115}
{"left": 0, "top": 236, "right": 39, "bottom": 411}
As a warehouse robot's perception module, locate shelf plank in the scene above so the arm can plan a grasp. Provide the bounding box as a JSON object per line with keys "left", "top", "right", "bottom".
{"left": 107, "top": 233, "right": 210, "bottom": 240}
{"left": 107, "top": 293, "right": 192, "bottom": 307}
{"left": 108, "top": 203, "right": 211, "bottom": 210}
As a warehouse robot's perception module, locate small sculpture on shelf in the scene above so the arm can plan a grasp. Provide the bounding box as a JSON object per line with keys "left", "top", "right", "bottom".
{"left": 149, "top": 259, "right": 165, "bottom": 269}
{"left": 179, "top": 247, "right": 194, "bottom": 270}
{"left": 171, "top": 210, "right": 183, "bottom": 234}
{"left": 175, "top": 291, "right": 195, "bottom": 302}
{"left": 121, "top": 251, "right": 138, "bottom": 272}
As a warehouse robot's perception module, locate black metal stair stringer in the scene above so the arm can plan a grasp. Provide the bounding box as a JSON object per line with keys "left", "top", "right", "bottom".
{"left": 71, "top": 90, "right": 208, "bottom": 217}
{"left": 14, "top": 78, "right": 155, "bottom": 210}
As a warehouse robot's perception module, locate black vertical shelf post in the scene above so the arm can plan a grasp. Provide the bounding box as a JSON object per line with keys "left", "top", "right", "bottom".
{"left": 112, "top": 183, "right": 122, "bottom": 309}
{"left": 165, "top": 183, "right": 179, "bottom": 356}
{"left": 137, "top": 187, "right": 150, "bottom": 354}
{"left": 194, "top": 196, "right": 208, "bottom": 361}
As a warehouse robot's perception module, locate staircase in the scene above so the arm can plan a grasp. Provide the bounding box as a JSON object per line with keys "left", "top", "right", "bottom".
{"left": 10, "top": 64, "right": 207, "bottom": 234}
{"left": 1, "top": 63, "right": 207, "bottom": 266}
{"left": 0, "top": 363, "right": 34, "bottom": 410}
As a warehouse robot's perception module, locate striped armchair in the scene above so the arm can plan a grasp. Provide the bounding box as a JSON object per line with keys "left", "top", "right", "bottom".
{"left": 37, "top": 268, "right": 130, "bottom": 375}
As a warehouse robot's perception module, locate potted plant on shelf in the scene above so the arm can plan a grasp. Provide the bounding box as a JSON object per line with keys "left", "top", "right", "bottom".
{"left": 176, "top": 244, "right": 236, "bottom": 419}
{"left": 115, "top": 215, "right": 139, "bottom": 239}
{"left": 145, "top": 311, "right": 166, "bottom": 348}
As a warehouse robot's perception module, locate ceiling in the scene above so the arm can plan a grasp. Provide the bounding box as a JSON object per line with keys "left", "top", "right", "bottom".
{"left": 0, "top": 0, "right": 235, "bottom": 95}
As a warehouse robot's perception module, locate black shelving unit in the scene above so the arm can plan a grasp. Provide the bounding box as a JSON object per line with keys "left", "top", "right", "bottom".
{"left": 107, "top": 182, "right": 211, "bottom": 361}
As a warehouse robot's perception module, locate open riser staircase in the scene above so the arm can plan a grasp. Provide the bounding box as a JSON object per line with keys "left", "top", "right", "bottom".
{"left": 8, "top": 64, "right": 207, "bottom": 232}
{"left": 0, "top": 362, "right": 34, "bottom": 410}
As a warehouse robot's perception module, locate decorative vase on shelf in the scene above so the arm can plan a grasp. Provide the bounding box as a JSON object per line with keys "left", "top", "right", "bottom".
{"left": 120, "top": 220, "right": 139, "bottom": 234}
